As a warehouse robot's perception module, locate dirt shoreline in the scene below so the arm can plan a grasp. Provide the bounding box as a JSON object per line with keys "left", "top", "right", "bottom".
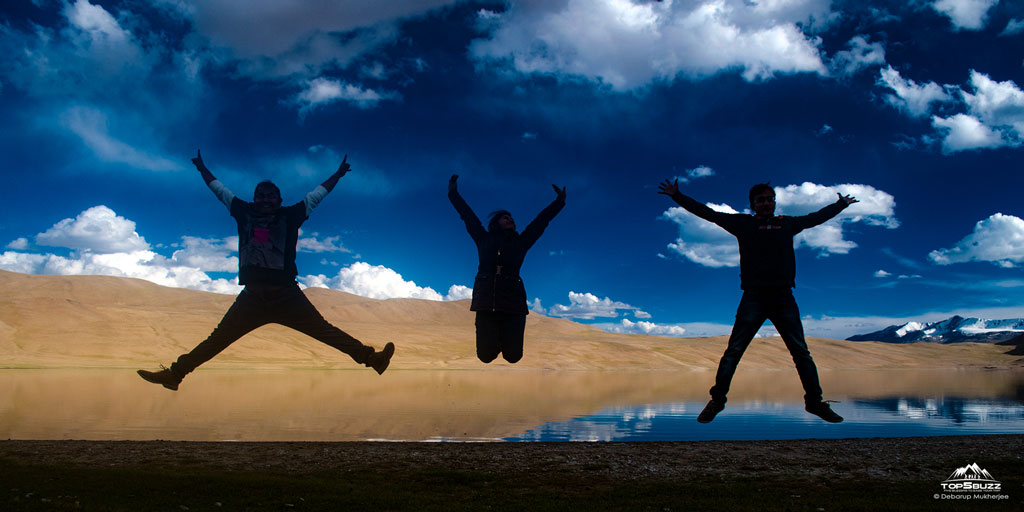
{"left": 3, "top": 436, "right": 1021, "bottom": 481}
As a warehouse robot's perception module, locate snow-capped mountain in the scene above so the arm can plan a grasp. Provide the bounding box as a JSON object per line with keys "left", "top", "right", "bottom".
{"left": 847, "top": 316, "right": 1024, "bottom": 344}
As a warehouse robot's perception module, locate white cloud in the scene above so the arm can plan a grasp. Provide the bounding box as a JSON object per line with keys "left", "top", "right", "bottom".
{"left": 931, "top": 0, "right": 998, "bottom": 31}
{"left": 59, "top": 106, "right": 182, "bottom": 172}
{"left": 469, "top": 0, "right": 831, "bottom": 91}
{"left": 664, "top": 202, "right": 741, "bottom": 268}
{"left": 929, "top": 213, "right": 1024, "bottom": 268}
{"left": 529, "top": 297, "right": 546, "bottom": 315}
{"left": 878, "top": 66, "right": 954, "bottom": 118}
{"left": 829, "top": 35, "right": 885, "bottom": 76}
{"left": 675, "top": 165, "right": 716, "bottom": 183}
{"left": 6, "top": 238, "right": 29, "bottom": 250}
{"left": 932, "top": 113, "right": 1006, "bottom": 152}
{"left": 874, "top": 269, "right": 891, "bottom": 278}
{"left": 663, "top": 182, "right": 898, "bottom": 265}
{"left": 169, "top": 236, "right": 238, "bottom": 272}
{"left": 1001, "top": 18, "right": 1024, "bottom": 36}
{"left": 187, "top": 0, "right": 456, "bottom": 80}
{"left": 297, "top": 231, "right": 351, "bottom": 254}
{"left": 961, "top": 71, "right": 1024, "bottom": 140}
{"left": 601, "top": 318, "right": 688, "bottom": 338}
{"left": 446, "top": 284, "right": 473, "bottom": 301}
{"left": 547, "top": 291, "right": 644, "bottom": 320}
{"left": 36, "top": 205, "right": 150, "bottom": 253}
{"left": 295, "top": 77, "right": 396, "bottom": 114}
{"left": 300, "top": 261, "right": 466, "bottom": 301}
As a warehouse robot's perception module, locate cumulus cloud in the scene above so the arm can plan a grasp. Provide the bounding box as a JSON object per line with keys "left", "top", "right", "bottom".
{"left": 929, "top": 213, "right": 1024, "bottom": 268}
{"left": 878, "top": 66, "right": 954, "bottom": 118}
{"left": 662, "top": 182, "right": 898, "bottom": 266}
{"left": 829, "top": 35, "right": 886, "bottom": 76}
{"left": 931, "top": 0, "right": 998, "bottom": 31}
{"left": 547, "top": 291, "right": 645, "bottom": 320}
{"left": 674, "top": 165, "right": 716, "bottom": 183}
{"left": 874, "top": 269, "right": 891, "bottom": 278}
{"left": 600, "top": 318, "right": 688, "bottom": 338}
{"left": 6, "top": 238, "right": 29, "bottom": 250}
{"left": 1001, "top": 18, "right": 1024, "bottom": 36}
{"left": 297, "top": 231, "right": 351, "bottom": 254}
{"left": 931, "top": 113, "right": 1005, "bottom": 152}
{"left": 469, "top": 0, "right": 832, "bottom": 91}
{"left": 186, "top": 0, "right": 456, "bottom": 79}
{"left": 300, "top": 261, "right": 467, "bottom": 301}
{"left": 169, "top": 236, "right": 238, "bottom": 273}
{"left": 36, "top": 205, "right": 150, "bottom": 253}
{"left": 295, "top": 77, "right": 397, "bottom": 114}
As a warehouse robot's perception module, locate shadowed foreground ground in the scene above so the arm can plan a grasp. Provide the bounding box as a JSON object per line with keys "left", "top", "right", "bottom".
{"left": 3, "top": 437, "right": 1022, "bottom": 511}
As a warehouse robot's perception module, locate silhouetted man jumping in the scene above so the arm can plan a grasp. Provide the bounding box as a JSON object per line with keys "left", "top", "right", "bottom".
{"left": 658, "top": 179, "right": 857, "bottom": 423}
{"left": 138, "top": 150, "right": 394, "bottom": 390}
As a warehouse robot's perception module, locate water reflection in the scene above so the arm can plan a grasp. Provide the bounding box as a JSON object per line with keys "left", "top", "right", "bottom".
{"left": 1, "top": 369, "right": 1021, "bottom": 441}
{"left": 506, "top": 397, "right": 1024, "bottom": 442}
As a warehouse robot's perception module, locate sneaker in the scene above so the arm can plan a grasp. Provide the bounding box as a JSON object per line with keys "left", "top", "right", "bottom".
{"left": 366, "top": 342, "right": 395, "bottom": 375}
{"left": 137, "top": 365, "right": 181, "bottom": 391}
{"left": 697, "top": 399, "right": 725, "bottom": 423}
{"left": 806, "top": 401, "right": 843, "bottom": 423}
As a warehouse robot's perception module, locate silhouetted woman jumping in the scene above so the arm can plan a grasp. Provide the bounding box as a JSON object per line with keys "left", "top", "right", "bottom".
{"left": 448, "top": 174, "right": 566, "bottom": 364}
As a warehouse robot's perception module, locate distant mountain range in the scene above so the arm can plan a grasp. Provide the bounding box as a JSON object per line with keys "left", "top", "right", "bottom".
{"left": 847, "top": 315, "right": 1024, "bottom": 344}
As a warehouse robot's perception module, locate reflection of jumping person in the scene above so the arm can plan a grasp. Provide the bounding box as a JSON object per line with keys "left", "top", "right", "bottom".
{"left": 658, "top": 179, "right": 857, "bottom": 423}
{"left": 448, "top": 174, "right": 565, "bottom": 364}
{"left": 138, "top": 150, "right": 394, "bottom": 390}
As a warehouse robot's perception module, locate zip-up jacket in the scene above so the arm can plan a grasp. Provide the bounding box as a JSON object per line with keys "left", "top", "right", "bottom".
{"left": 669, "top": 191, "right": 849, "bottom": 290}
{"left": 449, "top": 188, "right": 565, "bottom": 314}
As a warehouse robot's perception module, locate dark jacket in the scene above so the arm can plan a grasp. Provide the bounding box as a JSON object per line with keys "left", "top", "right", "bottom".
{"left": 449, "top": 189, "right": 565, "bottom": 314}
{"left": 669, "top": 191, "right": 848, "bottom": 290}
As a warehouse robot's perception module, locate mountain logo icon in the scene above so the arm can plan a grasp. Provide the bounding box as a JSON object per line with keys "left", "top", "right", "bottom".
{"left": 940, "top": 462, "right": 1001, "bottom": 492}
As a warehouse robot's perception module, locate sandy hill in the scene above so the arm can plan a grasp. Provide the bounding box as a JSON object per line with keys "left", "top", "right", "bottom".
{"left": 0, "top": 270, "right": 1018, "bottom": 370}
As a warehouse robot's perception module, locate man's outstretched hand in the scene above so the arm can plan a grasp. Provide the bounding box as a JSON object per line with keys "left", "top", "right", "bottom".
{"left": 552, "top": 184, "right": 566, "bottom": 201}
{"left": 336, "top": 155, "right": 351, "bottom": 178}
{"left": 838, "top": 193, "right": 859, "bottom": 206}
{"left": 449, "top": 174, "right": 459, "bottom": 194}
{"left": 191, "top": 149, "right": 208, "bottom": 172}
{"left": 658, "top": 178, "right": 679, "bottom": 197}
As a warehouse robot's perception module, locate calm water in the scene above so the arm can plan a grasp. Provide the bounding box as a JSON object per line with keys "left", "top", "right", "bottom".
{"left": 1, "top": 369, "right": 1021, "bottom": 442}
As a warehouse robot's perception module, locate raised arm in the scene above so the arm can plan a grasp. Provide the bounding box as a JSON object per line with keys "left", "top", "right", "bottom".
{"left": 520, "top": 183, "right": 567, "bottom": 249}
{"left": 448, "top": 174, "right": 486, "bottom": 242}
{"left": 793, "top": 193, "right": 858, "bottom": 231}
{"left": 320, "top": 154, "right": 351, "bottom": 193}
{"left": 192, "top": 149, "right": 234, "bottom": 209}
{"left": 657, "top": 178, "right": 729, "bottom": 225}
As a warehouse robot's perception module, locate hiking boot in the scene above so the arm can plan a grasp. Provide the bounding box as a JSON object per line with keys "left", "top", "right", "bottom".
{"left": 697, "top": 399, "right": 725, "bottom": 423}
{"left": 366, "top": 342, "right": 395, "bottom": 375}
{"left": 137, "top": 365, "right": 181, "bottom": 391}
{"left": 806, "top": 401, "right": 843, "bottom": 423}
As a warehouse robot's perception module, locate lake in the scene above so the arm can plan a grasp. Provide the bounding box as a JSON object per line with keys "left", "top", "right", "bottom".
{"left": 1, "top": 369, "right": 1021, "bottom": 441}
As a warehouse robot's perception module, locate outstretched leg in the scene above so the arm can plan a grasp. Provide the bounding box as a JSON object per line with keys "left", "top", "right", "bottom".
{"left": 272, "top": 285, "right": 374, "bottom": 365}
{"left": 767, "top": 292, "right": 822, "bottom": 404}
{"left": 709, "top": 292, "right": 768, "bottom": 404}
{"left": 140, "top": 288, "right": 267, "bottom": 390}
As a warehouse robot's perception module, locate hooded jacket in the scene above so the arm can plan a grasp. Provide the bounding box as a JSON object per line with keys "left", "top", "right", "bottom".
{"left": 449, "top": 189, "right": 565, "bottom": 314}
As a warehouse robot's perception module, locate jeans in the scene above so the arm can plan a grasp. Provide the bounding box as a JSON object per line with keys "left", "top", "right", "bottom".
{"left": 170, "top": 283, "right": 372, "bottom": 377}
{"left": 709, "top": 289, "right": 823, "bottom": 405}
{"left": 474, "top": 311, "right": 527, "bottom": 363}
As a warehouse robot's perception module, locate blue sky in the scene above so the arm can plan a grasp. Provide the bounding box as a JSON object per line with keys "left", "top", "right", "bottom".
{"left": 2, "top": 0, "right": 1023, "bottom": 339}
